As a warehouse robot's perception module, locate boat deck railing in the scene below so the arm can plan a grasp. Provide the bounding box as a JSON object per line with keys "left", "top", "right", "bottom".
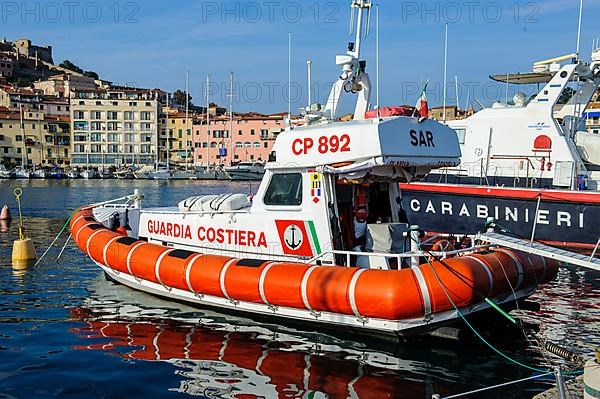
{"left": 306, "top": 245, "right": 491, "bottom": 269}
{"left": 140, "top": 208, "right": 251, "bottom": 216}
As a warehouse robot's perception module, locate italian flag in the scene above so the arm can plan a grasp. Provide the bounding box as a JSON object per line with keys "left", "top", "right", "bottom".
{"left": 414, "top": 82, "right": 429, "bottom": 119}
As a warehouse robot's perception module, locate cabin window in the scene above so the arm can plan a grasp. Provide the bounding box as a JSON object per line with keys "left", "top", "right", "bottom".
{"left": 264, "top": 173, "right": 303, "bottom": 206}
{"left": 454, "top": 128, "right": 466, "bottom": 144}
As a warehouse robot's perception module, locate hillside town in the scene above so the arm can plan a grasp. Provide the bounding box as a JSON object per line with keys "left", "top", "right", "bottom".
{"left": 0, "top": 38, "right": 296, "bottom": 178}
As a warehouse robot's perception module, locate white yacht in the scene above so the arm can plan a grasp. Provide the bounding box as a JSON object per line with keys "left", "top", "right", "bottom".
{"left": 401, "top": 50, "right": 600, "bottom": 250}
{"left": 13, "top": 167, "right": 31, "bottom": 179}
{"left": 67, "top": 169, "right": 80, "bottom": 179}
{"left": 0, "top": 165, "right": 12, "bottom": 179}
{"left": 223, "top": 162, "right": 265, "bottom": 181}
{"left": 32, "top": 168, "right": 48, "bottom": 179}
{"left": 113, "top": 168, "right": 134, "bottom": 179}
{"left": 81, "top": 169, "right": 99, "bottom": 180}
{"left": 193, "top": 164, "right": 224, "bottom": 180}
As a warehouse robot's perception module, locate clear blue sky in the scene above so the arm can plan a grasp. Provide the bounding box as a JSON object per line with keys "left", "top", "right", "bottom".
{"left": 3, "top": 0, "right": 600, "bottom": 114}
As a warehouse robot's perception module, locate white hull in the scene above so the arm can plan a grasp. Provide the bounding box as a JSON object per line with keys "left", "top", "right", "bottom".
{"left": 81, "top": 171, "right": 98, "bottom": 180}
{"left": 225, "top": 171, "right": 265, "bottom": 181}
{"left": 96, "top": 259, "right": 535, "bottom": 335}
{"left": 32, "top": 170, "right": 47, "bottom": 179}
{"left": 14, "top": 170, "right": 31, "bottom": 179}
{"left": 223, "top": 163, "right": 265, "bottom": 181}
{"left": 114, "top": 171, "right": 134, "bottom": 179}
{"left": 147, "top": 170, "right": 196, "bottom": 180}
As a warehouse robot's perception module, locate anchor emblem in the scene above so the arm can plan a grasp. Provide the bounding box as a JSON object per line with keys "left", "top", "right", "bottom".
{"left": 284, "top": 224, "right": 303, "bottom": 250}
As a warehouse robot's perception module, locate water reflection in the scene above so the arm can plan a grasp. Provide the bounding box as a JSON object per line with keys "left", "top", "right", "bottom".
{"left": 0, "top": 219, "right": 10, "bottom": 233}
{"left": 0, "top": 180, "right": 597, "bottom": 398}
{"left": 68, "top": 276, "right": 560, "bottom": 398}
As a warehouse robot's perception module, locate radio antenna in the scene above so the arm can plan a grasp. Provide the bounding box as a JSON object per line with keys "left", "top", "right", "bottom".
{"left": 288, "top": 32, "right": 292, "bottom": 127}
{"left": 376, "top": 3, "right": 380, "bottom": 117}
{"left": 576, "top": 0, "right": 584, "bottom": 60}
{"left": 443, "top": 23, "right": 448, "bottom": 122}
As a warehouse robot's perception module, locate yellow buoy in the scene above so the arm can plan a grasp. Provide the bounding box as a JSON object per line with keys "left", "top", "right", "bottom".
{"left": 12, "top": 238, "right": 37, "bottom": 269}
{"left": 12, "top": 188, "right": 36, "bottom": 269}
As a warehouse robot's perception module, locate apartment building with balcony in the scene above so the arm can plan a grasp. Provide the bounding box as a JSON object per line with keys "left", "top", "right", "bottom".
{"left": 192, "top": 112, "right": 285, "bottom": 166}
{"left": 70, "top": 88, "right": 163, "bottom": 167}
{"left": 0, "top": 109, "right": 70, "bottom": 167}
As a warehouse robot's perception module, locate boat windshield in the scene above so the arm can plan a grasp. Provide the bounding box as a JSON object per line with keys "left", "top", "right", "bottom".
{"left": 263, "top": 173, "right": 303, "bottom": 206}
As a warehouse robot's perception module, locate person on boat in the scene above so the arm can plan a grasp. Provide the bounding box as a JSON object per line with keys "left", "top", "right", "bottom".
{"left": 353, "top": 207, "right": 368, "bottom": 251}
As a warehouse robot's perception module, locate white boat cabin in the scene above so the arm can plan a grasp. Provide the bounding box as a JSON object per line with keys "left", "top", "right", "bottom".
{"left": 132, "top": 115, "right": 461, "bottom": 268}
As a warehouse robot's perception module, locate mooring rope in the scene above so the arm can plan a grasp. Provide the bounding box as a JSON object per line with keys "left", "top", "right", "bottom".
{"left": 412, "top": 236, "right": 583, "bottom": 375}
{"left": 34, "top": 213, "right": 73, "bottom": 267}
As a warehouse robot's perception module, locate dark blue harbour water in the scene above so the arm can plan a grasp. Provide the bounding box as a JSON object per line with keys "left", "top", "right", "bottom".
{"left": 0, "top": 180, "right": 598, "bottom": 399}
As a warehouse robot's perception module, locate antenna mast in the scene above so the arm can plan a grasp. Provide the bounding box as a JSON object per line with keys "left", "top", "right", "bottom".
{"left": 443, "top": 23, "right": 448, "bottom": 122}
{"left": 324, "top": 0, "right": 372, "bottom": 121}
{"left": 376, "top": 3, "right": 380, "bottom": 117}
{"left": 307, "top": 60, "right": 312, "bottom": 108}
{"left": 576, "top": 0, "right": 584, "bottom": 60}
{"left": 288, "top": 32, "right": 292, "bottom": 126}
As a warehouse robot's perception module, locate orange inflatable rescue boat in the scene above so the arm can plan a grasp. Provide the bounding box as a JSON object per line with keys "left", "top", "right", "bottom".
{"left": 71, "top": 0, "right": 559, "bottom": 336}
{"left": 71, "top": 208, "right": 557, "bottom": 336}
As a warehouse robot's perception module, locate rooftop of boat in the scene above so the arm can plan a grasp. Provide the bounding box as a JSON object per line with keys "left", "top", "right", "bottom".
{"left": 489, "top": 71, "right": 554, "bottom": 84}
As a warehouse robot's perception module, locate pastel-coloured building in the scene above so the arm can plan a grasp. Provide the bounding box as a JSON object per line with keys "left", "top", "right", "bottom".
{"left": 159, "top": 106, "right": 194, "bottom": 163}
{"left": 193, "top": 113, "right": 286, "bottom": 166}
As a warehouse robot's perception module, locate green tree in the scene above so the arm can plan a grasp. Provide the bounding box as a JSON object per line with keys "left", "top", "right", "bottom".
{"left": 172, "top": 89, "right": 193, "bottom": 107}
{"left": 59, "top": 60, "right": 83, "bottom": 74}
{"left": 83, "top": 71, "right": 99, "bottom": 79}
{"left": 13, "top": 76, "right": 34, "bottom": 87}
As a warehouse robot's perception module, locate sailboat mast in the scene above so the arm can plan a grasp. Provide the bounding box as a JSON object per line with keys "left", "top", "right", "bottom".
{"left": 455, "top": 74, "right": 459, "bottom": 109}
{"left": 206, "top": 74, "right": 210, "bottom": 167}
{"left": 166, "top": 92, "right": 170, "bottom": 170}
{"left": 229, "top": 72, "right": 233, "bottom": 166}
{"left": 19, "top": 103, "right": 26, "bottom": 167}
{"left": 185, "top": 70, "right": 189, "bottom": 170}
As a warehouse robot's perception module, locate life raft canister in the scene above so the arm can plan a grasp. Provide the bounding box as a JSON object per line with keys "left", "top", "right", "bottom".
{"left": 365, "top": 106, "right": 416, "bottom": 119}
